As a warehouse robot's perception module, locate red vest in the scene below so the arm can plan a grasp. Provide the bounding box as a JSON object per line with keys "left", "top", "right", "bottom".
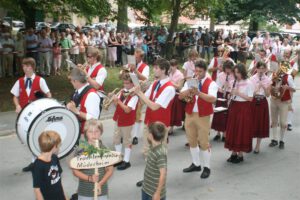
{"left": 281, "top": 74, "right": 291, "bottom": 102}
{"left": 211, "top": 57, "right": 218, "bottom": 81}
{"left": 19, "top": 76, "right": 42, "bottom": 108}
{"left": 270, "top": 54, "right": 277, "bottom": 62}
{"left": 86, "top": 64, "right": 105, "bottom": 91}
{"left": 79, "top": 87, "right": 97, "bottom": 133}
{"left": 137, "top": 62, "right": 148, "bottom": 74}
{"left": 185, "top": 78, "right": 214, "bottom": 117}
{"left": 144, "top": 81, "right": 174, "bottom": 127}
{"left": 113, "top": 93, "right": 137, "bottom": 127}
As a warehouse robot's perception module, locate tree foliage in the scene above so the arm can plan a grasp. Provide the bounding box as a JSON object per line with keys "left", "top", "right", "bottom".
{"left": 214, "top": 0, "right": 300, "bottom": 31}
{"left": 0, "top": 0, "right": 111, "bottom": 27}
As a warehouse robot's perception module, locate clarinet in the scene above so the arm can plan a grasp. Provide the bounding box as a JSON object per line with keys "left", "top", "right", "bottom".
{"left": 256, "top": 73, "right": 263, "bottom": 105}
{"left": 228, "top": 79, "right": 237, "bottom": 107}
{"left": 232, "top": 79, "right": 237, "bottom": 100}
{"left": 223, "top": 74, "right": 229, "bottom": 99}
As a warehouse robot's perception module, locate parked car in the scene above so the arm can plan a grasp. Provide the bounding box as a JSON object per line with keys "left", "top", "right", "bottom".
{"left": 51, "top": 22, "right": 76, "bottom": 32}
{"left": 36, "top": 22, "right": 51, "bottom": 31}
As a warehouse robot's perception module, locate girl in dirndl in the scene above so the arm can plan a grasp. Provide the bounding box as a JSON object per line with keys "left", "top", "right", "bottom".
{"left": 169, "top": 59, "right": 185, "bottom": 135}
{"left": 249, "top": 61, "right": 272, "bottom": 153}
{"left": 211, "top": 60, "right": 235, "bottom": 142}
{"left": 225, "top": 63, "right": 254, "bottom": 163}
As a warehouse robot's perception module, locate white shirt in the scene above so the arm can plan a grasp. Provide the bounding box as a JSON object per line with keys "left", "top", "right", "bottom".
{"left": 288, "top": 62, "right": 299, "bottom": 75}
{"left": 137, "top": 61, "right": 150, "bottom": 79}
{"left": 1, "top": 38, "right": 14, "bottom": 53}
{"left": 230, "top": 79, "right": 254, "bottom": 102}
{"left": 118, "top": 91, "right": 139, "bottom": 110}
{"left": 287, "top": 75, "right": 296, "bottom": 89}
{"left": 25, "top": 34, "right": 38, "bottom": 48}
{"left": 77, "top": 84, "right": 100, "bottom": 120}
{"left": 250, "top": 73, "right": 272, "bottom": 96}
{"left": 181, "top": 76, "right": 218, "bottom": 112}
{"left": 182, "top": 61, "right": 195, "bottom": 78}
{"left": 87, "top": 62, "right": 107, "bottom": 97}
{"left": 10, "top": 74, "right": 50, "bottom": 97}
{"left": 145, "top": 77, "right": 176, "bottom": 109}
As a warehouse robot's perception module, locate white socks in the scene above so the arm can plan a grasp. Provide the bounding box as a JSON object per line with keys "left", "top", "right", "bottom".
{"left": 287, "top": 111, "right": 293, "bottom": 125}
{"left": 132, "top": 122, "right": 142, "bottom": 138}
{"left": 124, "top": 148, "right": 131, "bottom": 162}
{"left": 190, "top": 147, "right": 200, "bottom": 166}
{"left": 201, "top": 149, "right": 211, "bottom": 168}
{"left": 115, "top": 144, "right": 122, "bottom": 153}
{"left": 115, "top": 145, "right": 131, "bottom": 163}
{"left": 272, "top": 126, "right": 278, "bottom": 141}
{"left": 280, "top": 128, "right": 285, "bottom": 142}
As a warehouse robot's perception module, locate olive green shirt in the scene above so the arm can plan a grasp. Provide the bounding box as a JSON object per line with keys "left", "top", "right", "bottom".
{"left": 142, "top": 144, "right": 167, "bottom": 198}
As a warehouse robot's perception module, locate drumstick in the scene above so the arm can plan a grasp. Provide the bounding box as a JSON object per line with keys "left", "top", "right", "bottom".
{"left": 94, "top": 139, "right": 99, "bottom": 200}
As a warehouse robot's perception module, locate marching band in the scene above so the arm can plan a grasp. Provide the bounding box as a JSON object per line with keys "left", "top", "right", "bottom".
{"left": 10, "top": 43, "right": 298, "bottom": 199}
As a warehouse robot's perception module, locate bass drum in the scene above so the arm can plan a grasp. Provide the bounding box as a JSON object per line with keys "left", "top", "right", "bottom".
{"left": 16, "top": 98, "right": 80, "bottom": 158}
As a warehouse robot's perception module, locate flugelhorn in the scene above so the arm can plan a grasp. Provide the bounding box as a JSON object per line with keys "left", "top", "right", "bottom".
{"left": 270, "top": 61, "right": 291, "bottom": 99}
{"left": 102, "top": 88, "right": 121, "bottom": 110}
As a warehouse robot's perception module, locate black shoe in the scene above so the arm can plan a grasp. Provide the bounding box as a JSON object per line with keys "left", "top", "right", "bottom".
{"left": 227, "top": 154, "right": 237, "bottom": 163}
{"left": 168, "top": 131, "right": 174, "bottom": 136}
{"left": 253, "top": 150, "right": 259, "bottom": 154}
{"left": 287, "top": 124, "right": 292, "bottom": 131}
{"left": 136, "top": 180, "right": 143, "bottom": 187}
{"left": 132, "top": 137, "right": 138, "bottom": 145}
{"left": 269, "top": 140, "right": 278, "bottom": 147}
{"left": 213, "top": 135, "right": 221, "bottom": 141}
{"left": 183, "top": 163, "right": 201, "bottom": 173}
{"left": 232, "top": 156, "right": 244, "bottom": 164}
{"left": 117, "top": 161, "right": 131, "bottom": 170}
{"left": 113, "top": 161, "right": 122, "bottom": 167}
{"left": 279, "top": 141, "right": 285, "bottom": 149}
{"left": 221, "top": 137, "right": 225, "bottom": 142}
{"left": 200, "top": 167, "right": 211, "bottom": 179}
{"left": 22, "top": 163, "right": 34, "bottom": 172}
{"left": 70, "top": 193, "right": 78, "bottom": 200}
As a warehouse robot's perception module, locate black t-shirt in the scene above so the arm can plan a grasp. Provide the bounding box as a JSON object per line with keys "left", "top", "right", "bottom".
{"left": 32, "top": 155, "right": 65, "bottom": 200}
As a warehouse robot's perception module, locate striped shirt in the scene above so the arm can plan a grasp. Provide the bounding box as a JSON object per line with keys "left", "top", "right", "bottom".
{"left": 142, "top": 144, "right": 167, "bottom": 198}
{"left": 76, "top": 141, "right": 109, "bottom": 197}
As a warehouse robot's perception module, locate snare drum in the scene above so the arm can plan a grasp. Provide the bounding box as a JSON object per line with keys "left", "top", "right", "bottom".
{"left": 16, "top": 98, "right": 80, "bottom": 158}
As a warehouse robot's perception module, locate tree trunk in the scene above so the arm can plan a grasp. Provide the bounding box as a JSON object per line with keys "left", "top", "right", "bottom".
{"left": 19, "top": 0, "right": 36, "bottom": 29}
{"left": 117, "top": 0, "right": 128, "bottom": 32}
{"left": 209, "top": 16, "right": 215, "bottom": 31}
{"left": 249, "top": 17, "right": 259, "bottom": 31}
{"left": 165, "top": 0, "right": 181, "bottom": 59}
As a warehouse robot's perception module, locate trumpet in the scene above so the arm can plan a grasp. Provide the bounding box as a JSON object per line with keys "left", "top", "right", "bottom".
{"left": 102, "top": 88, "right": 121, "bottom": 110}
{"left": 77, "top": 62, "right": 89, "bottom": 71}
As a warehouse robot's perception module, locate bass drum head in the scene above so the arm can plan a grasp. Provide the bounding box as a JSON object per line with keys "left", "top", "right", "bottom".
{"left": 27, "top": 107, "right": 80, "bottom": 158}
{"left": 16, "top": 98, "right": 63, "bottom": 144}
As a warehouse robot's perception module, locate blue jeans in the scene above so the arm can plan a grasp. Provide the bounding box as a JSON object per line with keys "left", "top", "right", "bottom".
{"left": 141, "top": 190, "right": 166, "bottom": 200}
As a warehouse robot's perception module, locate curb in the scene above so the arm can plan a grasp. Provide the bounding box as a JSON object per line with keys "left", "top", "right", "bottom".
{"left": 0, "top": 113, "right": 115, "bottom": 138}
{"left": 0, "top": 129, "right": 16, "bottom": 137}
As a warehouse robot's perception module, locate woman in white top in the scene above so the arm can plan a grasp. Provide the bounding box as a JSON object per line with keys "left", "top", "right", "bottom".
{"left": 211, "top": 60, "right": 235, "bottom": 142}
{"left": 225, "top": 63, "right": 254, "bottom": 164}
{"left": 182, "top": 49, "right": 199, "bottom": 79}
{"left": 249, "top": 61, "right": 272, "bottom": 153}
